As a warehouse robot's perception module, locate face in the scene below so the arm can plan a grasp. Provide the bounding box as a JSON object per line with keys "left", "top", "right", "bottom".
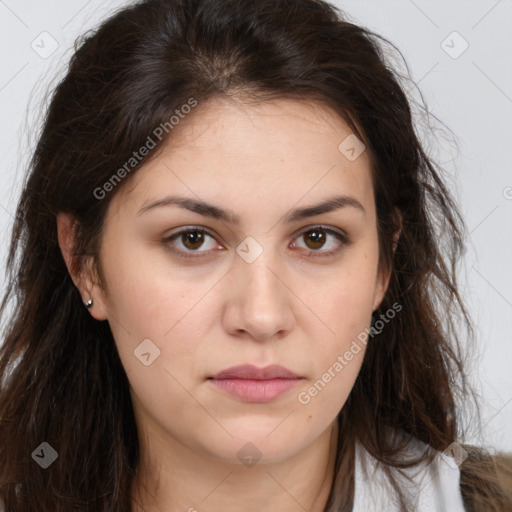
{"left": 72, "top": 97, "right": 390, "bottom": 466}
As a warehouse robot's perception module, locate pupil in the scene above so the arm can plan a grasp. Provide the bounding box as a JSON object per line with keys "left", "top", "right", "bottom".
{"left": 184, "top": 231, "right": 204, "bottom": 249}
{"left": 307, "top": 230, "right": 325, "bottom": 249}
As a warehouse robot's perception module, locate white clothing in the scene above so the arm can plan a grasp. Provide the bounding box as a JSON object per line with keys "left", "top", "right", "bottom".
{"left": 353, "top": 436, "right": 467, "bottom": 511}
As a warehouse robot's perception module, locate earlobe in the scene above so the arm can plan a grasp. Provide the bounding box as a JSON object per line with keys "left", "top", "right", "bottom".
{"left": 56, "top": 212, "right": 109, "bottom": 321}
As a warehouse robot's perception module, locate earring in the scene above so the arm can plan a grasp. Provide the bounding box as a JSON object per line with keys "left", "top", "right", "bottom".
{"left": 85, "top": 299, "right": 93, "bottom": 309}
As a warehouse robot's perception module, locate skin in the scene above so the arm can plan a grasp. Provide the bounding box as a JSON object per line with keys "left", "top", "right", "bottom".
{"left": 58, "top": 97, "right": 394, "bottom": 512}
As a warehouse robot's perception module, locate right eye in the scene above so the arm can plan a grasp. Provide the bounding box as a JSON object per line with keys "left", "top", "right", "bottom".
{"left": 161, "top": 227, "right": 224, "bottom": 258}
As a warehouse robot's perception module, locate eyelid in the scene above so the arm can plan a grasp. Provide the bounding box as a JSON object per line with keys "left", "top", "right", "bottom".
{"left": 162, "top": 226, "right": 221, "bottom": 258}
{"left": 290, "top": 224, "right": 348, "bottom": 243}
{"left": 162, "top": 224, "right": 350, "bottom": 259}
{"left": 289, "top": 225, "right": 350, "bottom": 258}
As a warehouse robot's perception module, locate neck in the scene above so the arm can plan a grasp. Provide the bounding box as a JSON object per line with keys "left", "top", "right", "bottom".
{"left": 131, "top": 419, "right": 340, "bottom": 512}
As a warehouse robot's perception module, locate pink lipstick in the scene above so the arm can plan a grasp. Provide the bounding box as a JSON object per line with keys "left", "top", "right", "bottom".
{"left": 208, "top": 364, "right": 303, "bottom": 403}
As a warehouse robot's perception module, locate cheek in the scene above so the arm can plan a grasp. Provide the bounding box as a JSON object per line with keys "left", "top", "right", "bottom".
{"left": 298, "top": 286, "right": 371, "bottom": 414}
{"left": 101, "top": 244, "right": 215, "bottom": 391}
{"left": 100, "top": 234, "right": 180, "bottom": 332}
{"left": 317, "top": 255, "right": 378, "bottom": 337}
{"left": 300, "top": 250, "right": 378, "bottom": 401}
{"left": 314, "top": 286, "right": 371, "bottom": 372}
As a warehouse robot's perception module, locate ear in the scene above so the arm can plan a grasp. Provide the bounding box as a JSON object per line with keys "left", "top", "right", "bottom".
{"left": 56, "top": 212, "right": 109, "bottom": 321}
{"left": 372, "top": 209, "right": 402, "bottom": 312}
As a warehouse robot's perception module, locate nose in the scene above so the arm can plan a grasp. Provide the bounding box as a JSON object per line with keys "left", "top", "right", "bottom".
{"left": 222, "top": 246, "right": 295, "bottom": 342}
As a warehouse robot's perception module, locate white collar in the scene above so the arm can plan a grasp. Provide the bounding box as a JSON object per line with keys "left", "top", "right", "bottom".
{"left": 352, "top": 435, "right": 467, "bottom": 511}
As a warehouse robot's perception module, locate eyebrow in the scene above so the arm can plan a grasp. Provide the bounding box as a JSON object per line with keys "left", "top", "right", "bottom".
{"left": 137, "top": 194, "right": 366, "bottom": 223}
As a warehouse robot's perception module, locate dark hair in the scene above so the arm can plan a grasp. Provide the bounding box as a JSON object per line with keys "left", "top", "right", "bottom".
{"left": 1, "top": 0, "right": 510, "bottom": 511}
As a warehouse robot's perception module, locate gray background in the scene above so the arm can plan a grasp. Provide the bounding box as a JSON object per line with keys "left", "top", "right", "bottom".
{"left": 0, "top": 0, "right": 511, "bottom": 452}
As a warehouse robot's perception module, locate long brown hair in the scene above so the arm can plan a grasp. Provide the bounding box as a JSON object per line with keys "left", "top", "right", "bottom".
{"left": 0, "top": 0, "right": 510, "bottom": 511}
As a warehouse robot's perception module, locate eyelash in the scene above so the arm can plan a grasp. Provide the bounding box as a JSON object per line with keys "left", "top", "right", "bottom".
{"left": 161, "top": 225, "right": 350, "bottom": 260}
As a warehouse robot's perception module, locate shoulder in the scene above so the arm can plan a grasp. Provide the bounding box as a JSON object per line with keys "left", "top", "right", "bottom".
{"left": 353, "top": 432, "right": 467, "bottom": 512}
{"left": 458, "top": 444, "right": 512, "bottom": 512}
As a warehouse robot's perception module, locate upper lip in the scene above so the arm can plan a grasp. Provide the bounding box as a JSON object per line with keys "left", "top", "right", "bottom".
{"left": 210, "top": 364, "right": 301, "bottom": 380}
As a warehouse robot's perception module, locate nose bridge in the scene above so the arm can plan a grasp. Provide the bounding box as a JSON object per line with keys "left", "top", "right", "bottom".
{"left": 225, "top": 235, "right": 293, "bottom": 339}
{"left": 236, "top": 236, "right": 282, "bottom": 303}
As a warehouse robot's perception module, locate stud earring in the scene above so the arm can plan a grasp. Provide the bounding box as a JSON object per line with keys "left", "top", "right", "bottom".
{"left": 85, "top": 299, "right": 93, "bottom": 309}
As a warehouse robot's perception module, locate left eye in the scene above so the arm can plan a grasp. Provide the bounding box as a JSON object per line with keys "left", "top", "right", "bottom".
{"left": 291, "top": 227, "right": 348, "bottom": 256}
{"left": 162, "top": 226, "right": 348, "bottom": 258}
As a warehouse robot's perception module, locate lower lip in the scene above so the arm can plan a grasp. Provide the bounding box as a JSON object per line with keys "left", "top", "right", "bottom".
{"left": 209, "top": 378, "right": 302, "bottom": 402}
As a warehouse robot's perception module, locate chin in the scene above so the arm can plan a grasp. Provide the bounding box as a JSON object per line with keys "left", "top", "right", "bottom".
{"left": 202, "top": 431, "right": 308, "bottom": 467}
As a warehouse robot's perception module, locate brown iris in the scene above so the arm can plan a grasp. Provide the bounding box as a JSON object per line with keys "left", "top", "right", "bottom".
{"left": 178, "top": 228, "right": 330, "bottom": 252}
{"left": 181, "top": 230, "right": 205, "bottom": 250}
{"left": 303, "top": 229, "right": 327, "bottom": 249}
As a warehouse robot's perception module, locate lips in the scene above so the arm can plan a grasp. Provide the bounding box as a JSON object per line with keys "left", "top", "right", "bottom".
{"left": 208, "top": 364, "right": 303, "bottom": 403}
{"left": 210, "top": 364, "right": 301, "bottom": 380}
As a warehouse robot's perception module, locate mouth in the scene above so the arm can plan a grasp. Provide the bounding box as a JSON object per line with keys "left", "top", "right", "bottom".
{"left": 208, "top": 364, "right": 304, "bottom": 403}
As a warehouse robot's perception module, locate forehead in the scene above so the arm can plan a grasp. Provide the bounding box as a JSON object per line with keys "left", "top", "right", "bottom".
{"left": 111, "top": 96, "right": 374, "bottom": 217}
{"left": 160, "top": 96, "right": 365, "bottom": 160}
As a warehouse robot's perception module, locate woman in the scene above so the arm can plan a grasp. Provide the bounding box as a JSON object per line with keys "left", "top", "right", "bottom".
{"left": 0, "top": 0, "right": 510, "bottom": 510}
